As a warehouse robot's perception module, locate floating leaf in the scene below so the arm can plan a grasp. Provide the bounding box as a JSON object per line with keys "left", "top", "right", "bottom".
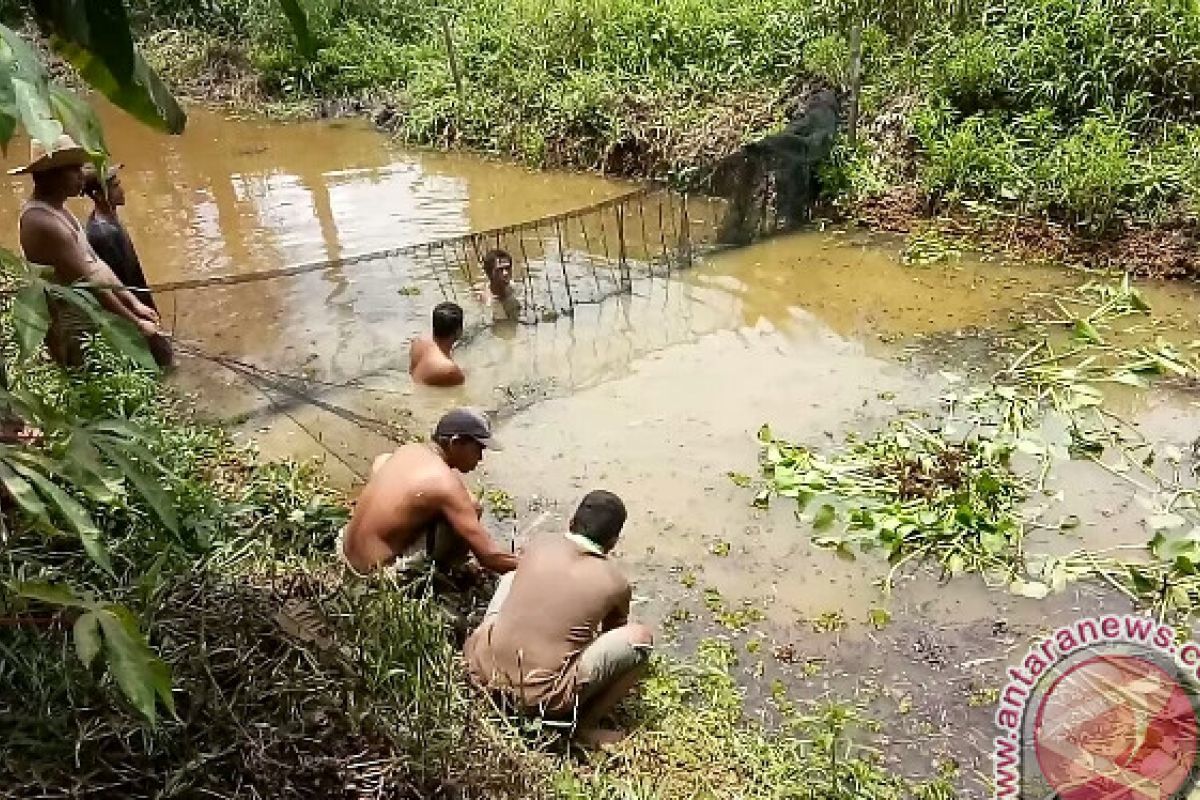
{"left": 868, "top": 607, "right": 891, "bottom": 630}
{"left": 812, "top": 504, "right": 836, "bottom": 532}
{"left": 1072, "top": 319, "right": 1105, "bottom": 345}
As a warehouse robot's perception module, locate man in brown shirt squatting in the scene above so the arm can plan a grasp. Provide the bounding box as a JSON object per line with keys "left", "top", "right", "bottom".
{"left": 338, "top": 408, "right": 517, "bottom": 578}
{"left": 465, "top": 490, "right": 654, "bottom": 746}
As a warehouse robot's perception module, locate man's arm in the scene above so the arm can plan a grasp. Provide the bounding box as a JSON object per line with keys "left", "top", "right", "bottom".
{"left": 439, "top": 480, "right": 517, "bottom": 574}
{"left": 22, "top": 213, "right": 158, "bottom": 333}
{"left": 601, "top": 582, "right": 632, "bottom": 632}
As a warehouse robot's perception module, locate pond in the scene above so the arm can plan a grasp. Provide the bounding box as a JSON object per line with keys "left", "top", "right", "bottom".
{"left": 6, "top": 103, "right": 1200, "bottom": 794}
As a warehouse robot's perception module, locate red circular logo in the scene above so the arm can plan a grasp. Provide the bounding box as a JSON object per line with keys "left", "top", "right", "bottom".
{"left": 1034, "top": 654, "right": 1198, "bottom": 799}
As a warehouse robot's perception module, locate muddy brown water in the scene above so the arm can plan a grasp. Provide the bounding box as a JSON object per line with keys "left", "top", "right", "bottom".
{"left": 6, "top": 105, "right": 1200, "bottom": 794}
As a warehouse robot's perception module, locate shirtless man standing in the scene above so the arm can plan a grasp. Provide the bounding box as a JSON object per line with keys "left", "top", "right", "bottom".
{"left": 409, "top": 302, "right": 465, "bottom": 387}
{"left": 339, "top": 408, "right": 517, "bottom": 576}
{"left": 13, "top": 136, "right": 166, "bottom": 368}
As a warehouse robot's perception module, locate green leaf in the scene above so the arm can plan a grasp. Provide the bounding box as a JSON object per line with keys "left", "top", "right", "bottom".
{"left": 868, "top": 607, "right": 891, "bottom": 630}
{"left": 73, "top": 610, "right": 102, "bottom": 666}
{"left": 11, "top": 580, "right": 89, "bottom": 608}
{"left": 95, "top": 443, "right": 179, "bottom": 535}
{"left": 7, "top": 458, "right": 112, "bottom": 575}
{"left": 980, "top": 528, "right": 1006, "bottom": 554}
{"left": 45, "top": 284, "right": 157, "bottom": 370}
{"left": 47, "top": 84, "right": 106, "bottom": 155}
{"left": 1072, "top": 319, "right": 1105, "bottom": 345}
{"left": 96, "top": 606, "right": 173, "bottom": 723}
{"left": 0, "top": 45, "right": 16, "bottom": 150}
{"left": 813, "top": 503, "right": 837, "bottom": 532}
{"left": 61, "top": 433, "right": 120, "bottom": 504}
{"left": 31, "top": 0, "right": 136, "bottom": 84}
{"left": 0, "top": 458, "right": 48, "bottom": 520}
{"left": 278, "top": 0, "right": 318, "bottom": 59}
{"left": 12, "top": 74, "right": 63, "bottom": 148}
{"left": 11, "top": 282, "right": 49, "bottom": 360}
{"left": 44, "top": 38, "right": 185, "bottom": 135}
{"left": 757, "top": 424, "right": 772, "bottom": 443}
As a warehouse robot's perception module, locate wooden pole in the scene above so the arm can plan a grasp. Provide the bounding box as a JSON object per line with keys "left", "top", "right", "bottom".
{"left": 440, "top": 12, "right": 466, "bottom": 105}
{"left": 847, "top": 21, "right": 863, "bottom": 147}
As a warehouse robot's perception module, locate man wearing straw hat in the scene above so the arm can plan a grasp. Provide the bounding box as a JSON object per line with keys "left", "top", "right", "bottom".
{"left": 13, "top": 134, "right": 167, "bottom": 368}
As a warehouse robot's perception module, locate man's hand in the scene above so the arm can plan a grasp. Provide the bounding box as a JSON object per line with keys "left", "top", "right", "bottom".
{"left": 135, "top": 317, "right": 160, "bottom": 338}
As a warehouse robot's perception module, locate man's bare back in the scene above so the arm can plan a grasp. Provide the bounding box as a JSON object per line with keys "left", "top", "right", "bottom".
{"left": 409, "top": 335, "right": 464, "bottom": 387}
{"left": 342, "top": 441, "right": 515, "bottom": 575}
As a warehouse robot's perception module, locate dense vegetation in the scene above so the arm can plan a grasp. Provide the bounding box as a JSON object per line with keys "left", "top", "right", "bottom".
{"left": 127, "top": 0, "right": 1200, "bottom": 256}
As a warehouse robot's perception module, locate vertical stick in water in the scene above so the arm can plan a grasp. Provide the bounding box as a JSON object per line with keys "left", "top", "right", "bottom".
{"left": 637, "top": 194, "right": 653, "bottom": 278}
{"left": 456, "top": 238, "right": 474, "bottom": 284}
{"left": 680, "top": 192, "right": 693, "bottom": 269}
{"left": 554, "top": 219, "right": 575, "bottom": 310}
{"left": 467, "top": 234, "right": 484, "bottom": 282}
{"left": 616, "top": 202, "right": 631, "bottom": 290}
{"left": 657, "top": 196, "right": 671, "bottom": 273}
{"left": 435, "top": 242, "right": 458, "bottom": 299}
{"left": 516, "top": 233, "right": 536, "bottom": 314}
{"left": 579, "top": 212, "right": 602, "bottom": 298}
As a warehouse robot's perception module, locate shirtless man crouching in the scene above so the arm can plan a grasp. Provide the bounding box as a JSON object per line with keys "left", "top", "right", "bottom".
{"left": 339, "top": 408, "right": 517, "bottom": 577}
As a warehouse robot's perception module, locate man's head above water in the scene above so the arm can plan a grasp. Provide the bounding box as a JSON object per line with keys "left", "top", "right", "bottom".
{"left": 570, "top": 490, "right": 628, "bottom": 553}
{"left": 432, "top": 301, "right": 464, "bottom": 343}
{"left": 482, "top": 249, "right": 514, "bottom": 295}
{"left": 82, "top": 163, "right": 126, "bottom": 209}
{"left": 431, "top": 407, "right": 501, "bottom": 473}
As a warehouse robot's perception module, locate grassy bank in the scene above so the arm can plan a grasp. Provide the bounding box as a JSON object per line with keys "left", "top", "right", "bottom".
{"left": 0, "top": 328, "right": 956, "bottom": 795}
{"left": 128, "top": 0, "right": 1200, "bottom": 276}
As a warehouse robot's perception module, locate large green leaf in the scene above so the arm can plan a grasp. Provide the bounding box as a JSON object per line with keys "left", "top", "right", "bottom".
{"left": 0, "top": 24, "right": 50, "bottom": 86}
{"left": 45, "top": 283, "right": 157, "bottom": 371}
{"left": 8, "top": 456, "right": 113, "bottom": 576}
{"left": 31, "top": 1, "right": 136, "bottom": 84}
{"left": 11, "top": 283, "right": 49, "bottom": 360}
{"left": 48, "top": 85, "right": 107, "bottom": 156}
{"left": 278, "top": 0, "right": 318, "bottom": 59}
{"left": 12, "top": 74, "right": 63, "bottom": 148}
{"left": 0, "top": 48, "right": 16, "bottom": 151}
{"left": 11, "top": 580, "right": 89, "bottom": 609}
{"left": 95, "top": 442, "right": 179, "bottom": 536}
{"left": 0, "top": 458, "right": 48, "bottom": 520}
{"left": 74, "top": 609, "right": 102, "bottom": 666}
{"left": 62, "top": 432, "right": 121, "bottom": 504}
{"left": 97, "top": 605, "right": 174, "bottom": 723}
{"left": 46, "top": 37, "right": 185, "bottom": 135}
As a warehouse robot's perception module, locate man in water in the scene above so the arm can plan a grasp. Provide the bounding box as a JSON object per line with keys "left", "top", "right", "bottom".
{"left": 479, "top": 248, "right": 520, "bottom": 322}
{"left": 339, "top": 408, "right": 517, "bottom": 576}
{"left": 409, "top": 301, "right": 465, "bottom": 386}
{"left": 82, "top": 162, "right": 172, "bottom": 367}
{"left": 464, "top": 490, "right": 654, "bottom": 746}
{"left": 14, "top": 136, "right": 166, "bottom": 368}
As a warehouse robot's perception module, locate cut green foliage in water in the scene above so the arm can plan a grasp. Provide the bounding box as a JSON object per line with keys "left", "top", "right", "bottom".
{"left": 754, "top": 418, "right": 1028, "bottom": 592}
{"left": 742, "top": 274, "right": 1200, "bottom": 621}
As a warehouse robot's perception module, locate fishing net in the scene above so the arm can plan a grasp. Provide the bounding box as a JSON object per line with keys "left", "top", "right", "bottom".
{"left": 155, "top": 188, "right": 716, "bottom": 472}
{"left": 707, "top": 89, "right": 841, "bottom": 245}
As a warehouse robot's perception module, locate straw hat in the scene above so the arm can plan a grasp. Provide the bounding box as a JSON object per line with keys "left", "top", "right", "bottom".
{"left": 8, "top": 134, "right": 90, "bottom": 175}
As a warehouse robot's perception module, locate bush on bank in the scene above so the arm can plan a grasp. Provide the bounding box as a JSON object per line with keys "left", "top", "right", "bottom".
{"left": 129, "top": 0, "right": 1200, "bottom": 241}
